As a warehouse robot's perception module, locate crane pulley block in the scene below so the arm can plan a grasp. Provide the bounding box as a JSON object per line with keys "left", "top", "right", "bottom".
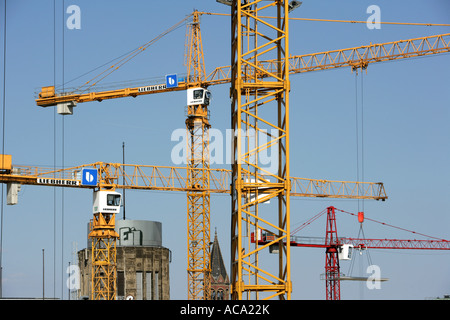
{"left": 358, "top": 211, "right": 364, "bottom": 223}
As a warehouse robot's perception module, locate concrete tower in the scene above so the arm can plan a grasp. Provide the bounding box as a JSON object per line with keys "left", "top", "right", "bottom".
{"left": 77, "top": 219, "right": 171, "bottom": 300}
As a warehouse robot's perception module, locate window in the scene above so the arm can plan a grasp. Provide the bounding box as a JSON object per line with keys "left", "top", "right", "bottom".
{"left": 146, "top": 272, "right": 152, "bottom": 300}
{"left": 136, "top": 271, "right": 143, "bottom": 300}
{"left": 107, "top": 194, "right": 121, "bottom": 206}
{"left": 347, "top": 246, "right": 353, "bottom": 259}
{"left": 193, "top": 89, "right": 204, "bottom": 99}
{"left": 204, "top": 91, "right": 211, "bottom": 105}
{"left": 117, "top": 271, "right": 125, "bottom": 297}
{"left": 154, "top": 271, "right": 159, "bottom": 300}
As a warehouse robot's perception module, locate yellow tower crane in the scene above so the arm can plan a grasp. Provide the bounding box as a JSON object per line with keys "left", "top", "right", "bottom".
{"left": 0, "top": 159, "right": 389, "bottom": 199}
{"left": 32, "top": 7, "right": 450, "bottom": 300}
{"left": 89, "top": 189, "right": 121, "bottom": 300}
{"left": 36, "top": 30, "right": 450, "bottom": 109}
{"left": 185, "top": 11, "right": 213, "bottom": 300}
{"left": 0, "top": 157, "right": 387, "bottom": 299}
{"left": 229, "top": 0, "right": 293, "bottom": 300}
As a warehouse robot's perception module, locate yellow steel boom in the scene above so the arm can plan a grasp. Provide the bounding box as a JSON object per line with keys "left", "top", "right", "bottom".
{"left": 36, "top": 33, "right": 450, "bottom": 108}
{"left": 0, "top": 160, "right": 387, "bottom": 200}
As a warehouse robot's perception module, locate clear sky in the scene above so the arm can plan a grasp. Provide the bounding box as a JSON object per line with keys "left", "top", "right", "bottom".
{"left": 0, "top": 0, "right": 449, "bottom": 300}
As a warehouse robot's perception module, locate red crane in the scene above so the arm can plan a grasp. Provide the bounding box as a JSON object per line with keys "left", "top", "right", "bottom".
{"left": 252, "top": 206, "right": 450, "bottom": 300}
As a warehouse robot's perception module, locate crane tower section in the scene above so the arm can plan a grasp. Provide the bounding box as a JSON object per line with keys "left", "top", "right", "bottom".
{"left": 89, "top": 190, "right": 122, "bottom": 300}
{"left": 231, "top": 0, "right": 292, "bottom": 300}
{"left": 185, "top": 11, "right": 212, "bottom": 300}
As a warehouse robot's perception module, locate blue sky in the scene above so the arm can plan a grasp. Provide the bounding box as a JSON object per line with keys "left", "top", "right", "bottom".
{"left": 0, "top": 0, "right": 449, "bottom": 300}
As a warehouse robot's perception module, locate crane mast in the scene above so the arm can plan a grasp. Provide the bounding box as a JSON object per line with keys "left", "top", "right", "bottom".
{"left": 231, "top": 0, "right": 291, "bottom": 300}
{"left": 89, "top": 190, "right": 121, "bottom": 300}
{"left": 185, "top": 11, "right": 212, "bottom": 300}
{"left": 324, "top": 206, "right": 341, "bottom": 300}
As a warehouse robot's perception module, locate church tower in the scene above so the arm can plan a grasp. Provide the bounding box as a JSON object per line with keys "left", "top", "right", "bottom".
{"left": 210, "top": 230, "right": 230, "bottom": 300}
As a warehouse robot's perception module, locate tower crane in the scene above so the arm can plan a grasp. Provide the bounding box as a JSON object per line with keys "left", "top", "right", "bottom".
{"left": 226, "top": 1, "right": 449, "bottom": 301}
{"left": 30, "top": 4, "right": 450, "bottom": 300}
{"left": 35, "top": 31, "right": 450, "bottom": 108}
{"left": 253, "top": 206, "right": 450, "bottom": 300}
{"left": 0, "top": 158, "right": 387, "bottom": 200}
{"left": 0, "top": 156, "right": 387, "bottom": 299}
{"left": 184, "top": 12, "right": 213, "bottom": 299}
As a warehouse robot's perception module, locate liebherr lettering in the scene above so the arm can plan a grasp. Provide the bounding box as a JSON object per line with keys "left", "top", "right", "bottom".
{"left": 37, "top": 178, "right": 80, "bottom": 186}
{"left": 138, "top": 84, "right": 166, "bottom": 93}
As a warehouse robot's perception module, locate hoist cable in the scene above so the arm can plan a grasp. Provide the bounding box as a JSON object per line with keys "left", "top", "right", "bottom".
{"left": 53, "top": 0, "right": 57, "bottom": 299}
{"left": 346, "top": 223, "right": 373, "bottom": 277}
{"left": 355, "top": 70, "right": 366, "bottom": 213}
{"left": 0, "top": 0, "right": 7, "bottom": 299}
{"left": 360, "top": 71, "right": 365, "bottom": 213}
{"left": 61, "top": 0, "right": 65, "bottom": 299}
{"left": 355, "top": 72, "right": 360, "bottom": 213}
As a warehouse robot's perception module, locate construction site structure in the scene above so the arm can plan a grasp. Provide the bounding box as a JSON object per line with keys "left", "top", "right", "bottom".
{"left": 253, "top": 206, "right": 450, "bottom": 300}
{"left": 88, "top": 190, "right": 121, "bottom": 299}
{"left": 21, "top": 4, "right": 450, "bottom": 300}
{"left": 35, "top": 32, "right": 450, "bottom": 108}
{"left": 185, "top": 11, "right": 213, "bottom": 299}
{"left": 0, "top": 159, "right": 388, "bottom": 200}
{"left": 229, "top": 0, "right": 293, "bottom": 300}
{"left": 0, "top": 156, "right": 387, "bottom": 299}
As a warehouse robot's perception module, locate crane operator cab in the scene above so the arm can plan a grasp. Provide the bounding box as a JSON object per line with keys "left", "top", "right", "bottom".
{"left": 187, "top": 87, "right": 211, "bottom": 106}
{"left": 93, "top": 190, "right": 122, "bottom": 214}
{"left": 338, "top": 244, "right": 354, "bottom": 261}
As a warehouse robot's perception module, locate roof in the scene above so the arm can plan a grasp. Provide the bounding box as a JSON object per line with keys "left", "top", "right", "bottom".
{"left": 210, "top": 229, "right": 229, "bottom": 282}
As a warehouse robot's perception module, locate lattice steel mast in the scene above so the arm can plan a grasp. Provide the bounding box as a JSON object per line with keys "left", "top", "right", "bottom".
{"left": 231, "top": 0, "right": 292, "bottom": 300}
{"left": 185, "top": 11, "right": 212, "bottom": 300}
